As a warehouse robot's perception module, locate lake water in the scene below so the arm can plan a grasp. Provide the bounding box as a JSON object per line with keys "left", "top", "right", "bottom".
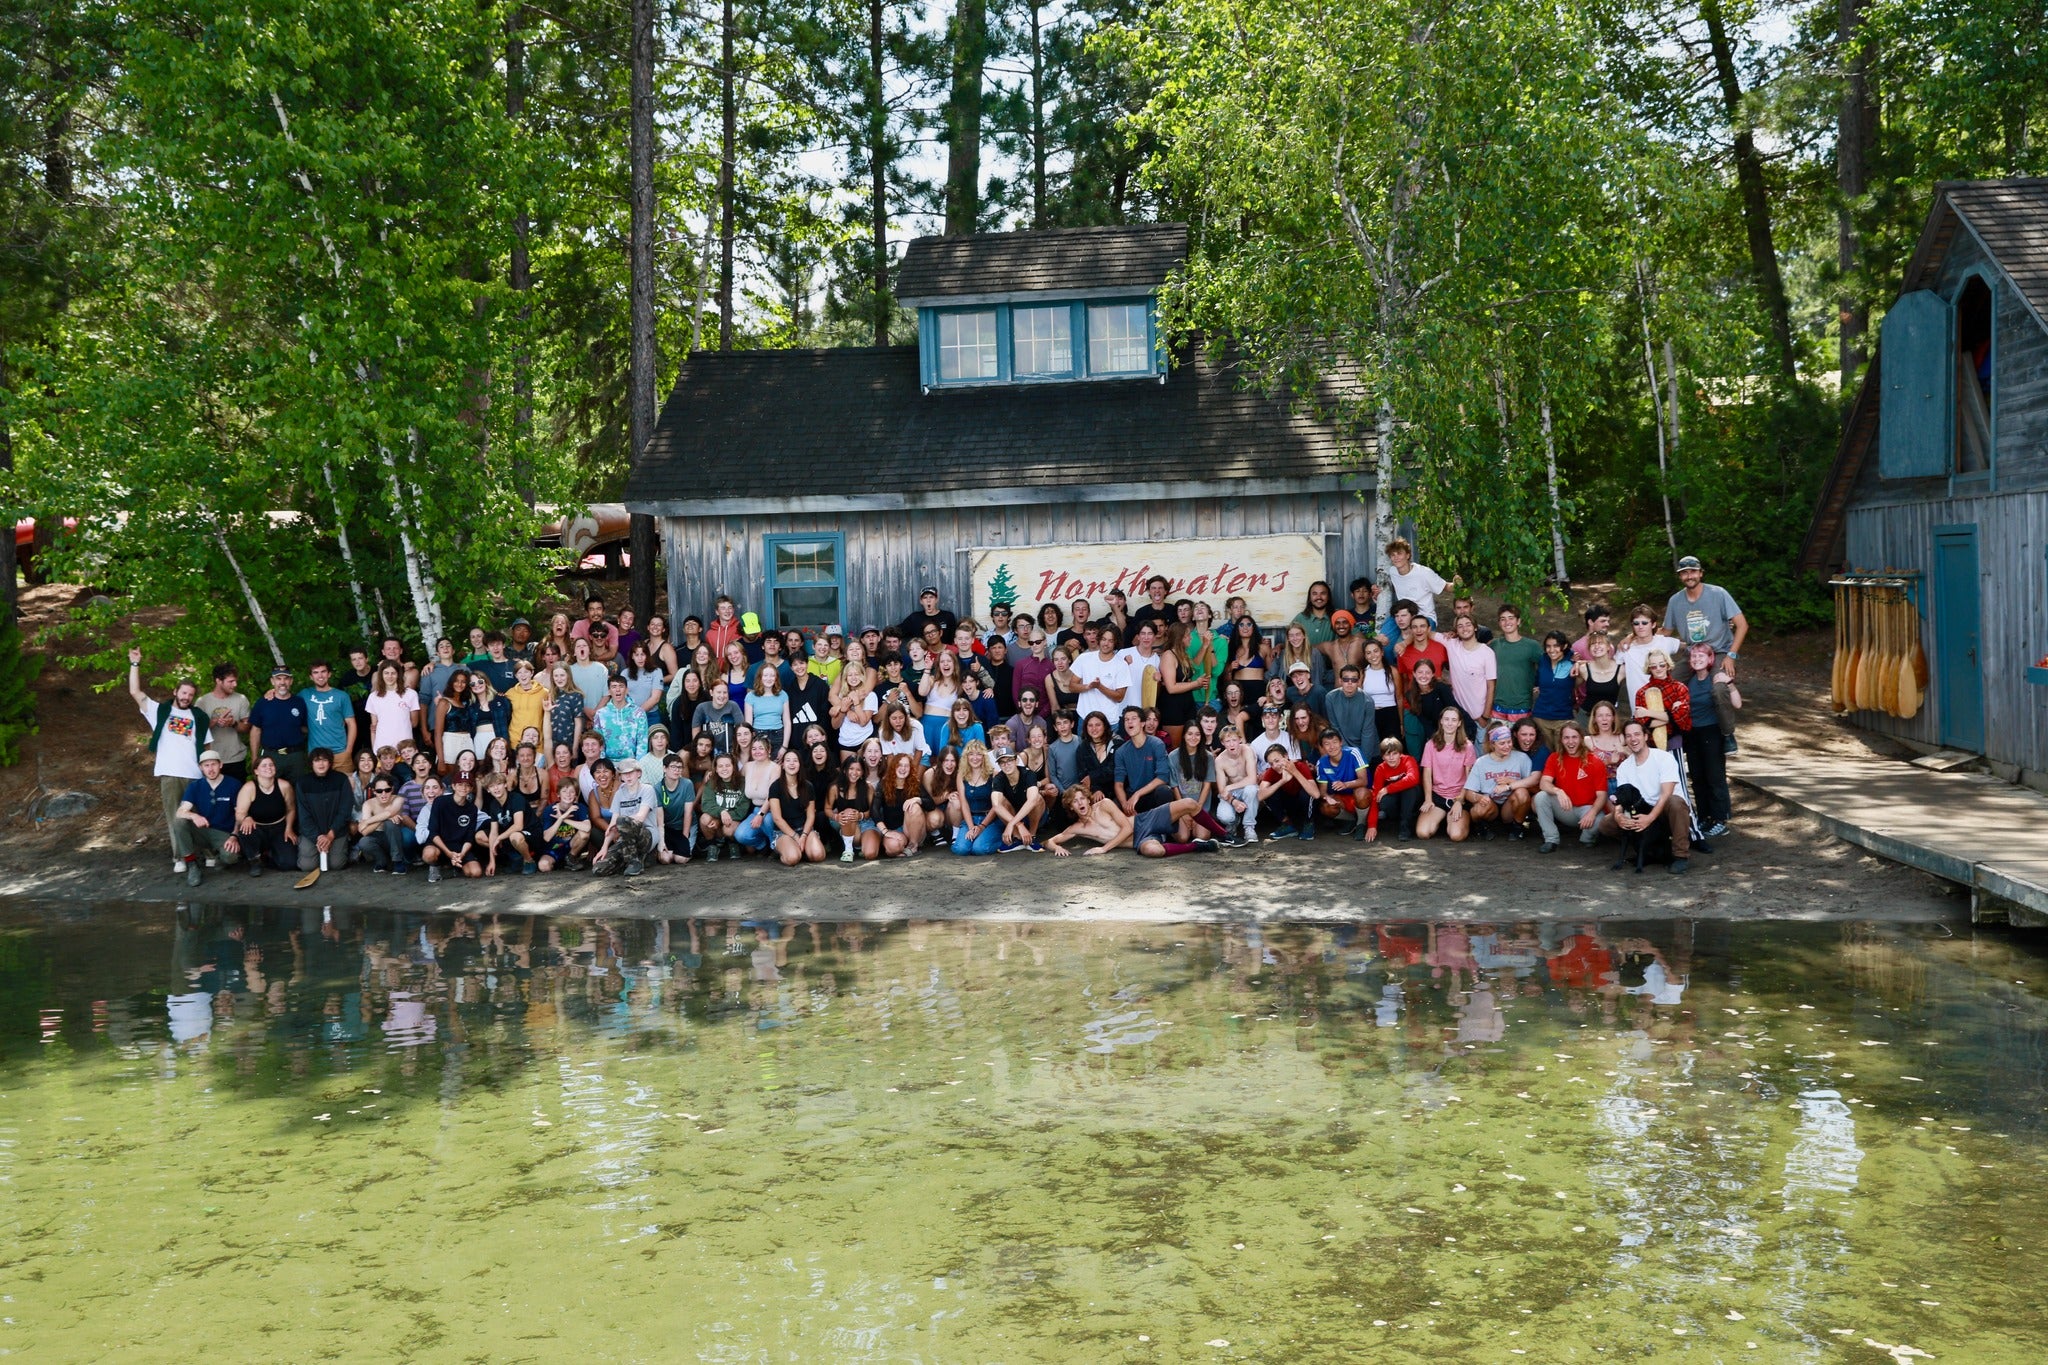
{"left": 4, "top": 903, "right": 2045, "bottom": 1362}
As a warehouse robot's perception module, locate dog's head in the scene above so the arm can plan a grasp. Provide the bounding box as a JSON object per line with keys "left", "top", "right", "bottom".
{"left": 1614, "top": 783, "right": 1653, "bottom": 817}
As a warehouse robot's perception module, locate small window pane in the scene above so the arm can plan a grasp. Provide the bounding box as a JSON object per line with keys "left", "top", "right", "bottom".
{"left": 937, "top": 310, "right": 998, "bottom": 380}
{"left": 774, "top": 586, "right": 839, "bottom": 631}
{"left": 773, "top": 538, "right": 837, "bottom": 584}
{"left": 1012, "top": 306, "right": 1073, "bottom": 376}
{"left": 1088, "top": 303, "right": 1152, "bottom": 374}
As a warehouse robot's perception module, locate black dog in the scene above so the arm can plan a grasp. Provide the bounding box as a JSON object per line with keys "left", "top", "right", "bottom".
{"left": 1609, "top": 783, "right": 1672, "bottom": 873}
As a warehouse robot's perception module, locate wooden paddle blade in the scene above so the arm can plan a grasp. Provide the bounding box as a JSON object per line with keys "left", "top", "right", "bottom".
{"left": 294, "top": 870, "right": 322, "bottom": 890}
{"left": 1843, "top": 585, "right": 1859, "bottom": 716}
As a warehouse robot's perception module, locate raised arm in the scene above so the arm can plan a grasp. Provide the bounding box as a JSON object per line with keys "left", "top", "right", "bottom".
{"left": 126, "top": 648, "right": 150, "bottom": 707}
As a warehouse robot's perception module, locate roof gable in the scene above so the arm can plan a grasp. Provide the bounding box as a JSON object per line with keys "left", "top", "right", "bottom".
{"left": 1800, "top": 177, "right": 2048, "bottom": 574}
{"left": 895, "top": 224, "right": 1188, "bottom": 304}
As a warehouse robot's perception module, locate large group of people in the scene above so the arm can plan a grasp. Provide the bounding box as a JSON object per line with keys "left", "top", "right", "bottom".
{"left": 130, "top": 543, "right": 1749, "bottom": 888}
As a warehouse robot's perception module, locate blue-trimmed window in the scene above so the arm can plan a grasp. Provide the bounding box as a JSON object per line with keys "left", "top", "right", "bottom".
{"left": 920, "top": 297, "right": 1162, "bottom": 387}
{"left": 936, "top": 310, "right": 999, "bottom": 381}
{"left": 764, "top": 533, "right": 845, "bottom": 631}
{"left": 1012, "top": 305, "right": 1073, "bottom": 376}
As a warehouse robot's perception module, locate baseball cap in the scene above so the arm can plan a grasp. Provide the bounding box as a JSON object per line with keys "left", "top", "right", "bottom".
{"left": 452, "top": 773, "right": 474, "bottom": 786}
{"left": 618, "top": 756, "right": 642, "bottom": 773}
{"left": 1287, "top": 660, "right": 1312, "bottom": 675}
{"left": 741, "top": 612, "right": 762, "bottom": 633}
{"left": 1676, "top": 555, "right": 1703, "bottom": 570}
{"left": 1331, "top": 609, "right": 1356, "bottom": 628}
{"left": 921, "top": 585, "right": 939, "bottom": 598}
{"left": 825, "top": 623, "right": 845, "bottom": 638}
{"left": 199, "top": 749, "right": 223, "bottom": 763}
{"left": 271, "top": 664, "right": 293, "bottom": 677}
{"left": 510, "top": 616, "right": 530, "bottom": 627}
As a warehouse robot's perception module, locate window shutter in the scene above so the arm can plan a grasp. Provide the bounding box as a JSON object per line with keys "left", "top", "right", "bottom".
{"left": 1877, "top": 289, "right": 1954, "bottom": 479}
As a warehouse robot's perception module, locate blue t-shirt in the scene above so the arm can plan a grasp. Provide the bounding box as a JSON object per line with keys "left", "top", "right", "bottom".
{"left": 299, "top": 687, "right": 353, "bottom": 751}
{"left": 180, "top": 774, "right": 243, "bottom": 828}
{"left": 249, "top": 695, "right": 308, "bottom": 749}
{"left": 1113, "top": 736, "right": 1172, "bottom": 793}
{"left": 475, "top": 657, "right": 518, "bottom": 694}
{"left": 1315, "top": 749, "right": 1366, "bottom": 791}
{"left": 1685, "top": 673, "right": 1717, "bottom": 726}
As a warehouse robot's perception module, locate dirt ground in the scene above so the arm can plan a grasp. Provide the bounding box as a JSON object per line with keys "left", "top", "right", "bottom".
{"left": 0, "top": 579, "right": 1970, "bottom": 922}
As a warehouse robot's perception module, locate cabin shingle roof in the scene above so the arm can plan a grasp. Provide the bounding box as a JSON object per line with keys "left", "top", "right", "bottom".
{"left": 626, "top": 345, "right": 1367, "bottom": 506}
{"left": 894, "top": 224, "right": 1189, "bottom": 302}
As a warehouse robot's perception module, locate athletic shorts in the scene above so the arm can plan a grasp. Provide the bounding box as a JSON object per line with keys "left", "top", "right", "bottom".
{"left": 1133, "top": 804, "right": 1176, "bottom": 845}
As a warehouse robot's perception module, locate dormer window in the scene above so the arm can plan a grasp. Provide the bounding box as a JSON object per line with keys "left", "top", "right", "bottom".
{"left": 1012, "top": 306, "right": 1073, "bottom": 376}
{"left": 897, "top": 224, "right": 1185, "bottom": 390}
{"left": 936, "top": 309, "right": 999, "bottom": 381}
{"left": 1088, "top": 303, "right": 1152, "bottom": 374}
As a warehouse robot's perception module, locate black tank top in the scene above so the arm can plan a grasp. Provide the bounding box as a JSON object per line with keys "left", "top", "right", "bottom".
{"left": 1156, "top": 666, "right": 1197, "bottom": 726}
{"left": 1582, "top": 666, "right": 1622, "bottom": 712}
{"left": 247, "top": 782, "right": 288, "bottom": 825}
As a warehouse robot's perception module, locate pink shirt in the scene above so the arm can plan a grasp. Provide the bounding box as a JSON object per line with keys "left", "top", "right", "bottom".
{"left": 1443, "top": 639, "right": 1497, "bottom": 719}
{"left": 1421, "top": 739, "right": 1476, "bottom": 796}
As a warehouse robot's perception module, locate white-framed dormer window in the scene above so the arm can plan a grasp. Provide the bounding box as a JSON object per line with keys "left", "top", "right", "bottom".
{"left": 1012, "top": 305, "right": 1073, "bottom": 377}
{"left": 1087, "top": 302, "right": 1152, "bottom": 374}
{"left": 936, "top": 309, "right": 999, "bottom": 381}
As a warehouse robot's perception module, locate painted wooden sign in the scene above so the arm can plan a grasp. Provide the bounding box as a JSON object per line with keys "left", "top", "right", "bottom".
{"left": 968, "top": 534, "right": 1328, "bottom": 624}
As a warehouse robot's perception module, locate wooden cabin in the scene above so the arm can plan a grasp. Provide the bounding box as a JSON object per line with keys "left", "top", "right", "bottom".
{"left": 623, "top": 224, "right": 1380, "bottom": 635}
{"left": 1801, "top": 177, "right": 2048, "bottom": 789}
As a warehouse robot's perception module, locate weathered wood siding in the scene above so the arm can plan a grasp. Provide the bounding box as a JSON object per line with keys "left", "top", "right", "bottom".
{"left": 1852, "top": 226, "right": 2048, "bottom": 504}
{"left": 662, "top": 490, "right": 1379, "bottom": 633}
{"left": 1842, "top": 488, "right": 2048, "bottom": 775}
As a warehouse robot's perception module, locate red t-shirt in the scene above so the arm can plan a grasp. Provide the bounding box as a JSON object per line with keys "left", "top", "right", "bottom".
{"left": 1542, "top": 752, "right": 1609, "bottom": 809}
{"left": 1396, "top": 639, "right": 1450, "bottom": 692}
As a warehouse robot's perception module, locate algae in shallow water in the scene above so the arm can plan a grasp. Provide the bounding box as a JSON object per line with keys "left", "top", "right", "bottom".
{"left": 1, "top": 907, "right": 2044, "bottom": 1362}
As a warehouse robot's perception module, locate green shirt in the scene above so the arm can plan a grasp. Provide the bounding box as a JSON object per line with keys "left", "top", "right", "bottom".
{"left": 1292, "top": 612, "right": 1335, "bottom": 649}
{"left": 1489, "top": 635, "right": 1544, "bottom": 714}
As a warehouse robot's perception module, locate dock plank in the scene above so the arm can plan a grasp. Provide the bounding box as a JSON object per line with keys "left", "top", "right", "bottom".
{"left": 1732, "top": 750, "right": 2048, "bottom": 918}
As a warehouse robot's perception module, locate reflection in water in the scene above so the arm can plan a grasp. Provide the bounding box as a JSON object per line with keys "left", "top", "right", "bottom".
{"left": 3, "top": 904, "right": 2048, "bottom": 1360}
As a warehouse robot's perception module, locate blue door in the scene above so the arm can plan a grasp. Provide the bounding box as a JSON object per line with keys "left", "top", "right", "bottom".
{"left": 1931, "top": 524, "right": 1984, "bottom": 752}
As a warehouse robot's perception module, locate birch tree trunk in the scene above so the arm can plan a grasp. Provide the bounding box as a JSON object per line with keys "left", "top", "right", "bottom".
{"left": 213, "top": 527, "right": 286, "bottom": 669}
{"left": 1539, "top": 389, "right": 1569, "bottom": 585}
{"left": 1634, "top": 264, "right": 1678, "bottom": 562}
{"left": 321, "top": 461, "right": 373, "bottom": 642}
{"left": 381, "top": 441, "right": 444, "bottom": 650}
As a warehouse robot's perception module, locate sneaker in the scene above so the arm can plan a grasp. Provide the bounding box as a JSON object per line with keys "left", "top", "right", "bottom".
{"left": 1476, "top": 823, "right": 1495, "bottom": 841}
{"left": 1668, "top": 858, "right": 1690, "bottom": 875}
{"left": 1723, "top": 735, "right": 1737, "bottom": 755}
{"left": 247, "top": 861, "right": 263, "bottom": 878}
{"left": 1268, "top": 826, "right": 1297, "bottom": 842}
{"left": 1538, "top": 840, "right": 1559, "bottom": 854}
{"left": 1299, "top": 826, "right": 1316, "bottom": 841}
{"left": 1507, "top": 827, "right": 1526, "bottom": 841}
{"left": 1351, "top": 821, "right": 1367, "bottom": 841}
{"left": 1692, "top": 839, "right": 1714, "bottom": 856}
{"left": 624, "top": 860, "right": 643, "bottom": 878}
{"left": 1578, "top": 832, "right": 1598, "bottom": 846}
{"left": 705, "top": 842, "right": 721, "bottom": 862}
{"left": 520, "top": 863, "right": 536, "bottom": 876}
{"left": 842, "top": 845, "right": 856, "bottom": 862}
{"left": 426, "top": 865, "right": 442, "bottom": 884}
{"left": 204, "top": 858, "right": 218, "bottom": 870}
{"left": 998, "top": 840, "right": 1030, "bottom": 854}
{"left": 373, "top": 864, "right": 389, "bottom": 874}
{"left": 186, "top": 862, "right": 203, "bottom": 888}
{"left": 1192, "top": 838, "right": 1220, "bottom": 852}
{"left": 393, "top": 862, "right": 410, "bottom": 876}
{"left": 1704, "top": 821, "right": 1729, "bottom": 839}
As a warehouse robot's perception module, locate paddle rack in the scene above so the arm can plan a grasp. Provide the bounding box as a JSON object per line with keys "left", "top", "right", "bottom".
{"left": 1828, "top": 571, "right": 1927, "bottom": 719}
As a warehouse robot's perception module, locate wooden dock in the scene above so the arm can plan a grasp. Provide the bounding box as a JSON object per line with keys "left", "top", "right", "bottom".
{"left": 1732, "top": 750, "right": 2048, "bottom": 925}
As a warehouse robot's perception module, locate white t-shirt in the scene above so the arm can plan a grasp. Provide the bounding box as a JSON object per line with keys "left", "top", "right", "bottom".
{"left": 1617, "top": 635, "right": 1683, "bottom": 703}
{"left": 837, "top": 690, "right": 880, "bottom": 749}
{"left": 1613, "top": 747, "right": 1682, "bottom": 803}
{"left": 879, "top": 727, "right": 931, "bottom": 759}
{"left": 1361, "top": 667, "right": 1398, "bottom": 709}
{"left": 365, "top": 689, "right": 421, "bottom": 753}
{"left": 141, "top": 699, "right": 204, "bottom": 780}
{"left": 1071, "top": 650, "right": 1132, "bottom": 724}
{"left": 1117, "top": 647, "right": 1161, "bottom": 709}
{"left": 1382, "top": 562, "right": 1449, "bottom": 623}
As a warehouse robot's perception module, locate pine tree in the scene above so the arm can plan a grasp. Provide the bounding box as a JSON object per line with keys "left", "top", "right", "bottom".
{"left": 987, "top": 562, "right": 1018, "bottom": 607}
{"left": 0, "top": 616, "right": 38, "bottom": 766}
